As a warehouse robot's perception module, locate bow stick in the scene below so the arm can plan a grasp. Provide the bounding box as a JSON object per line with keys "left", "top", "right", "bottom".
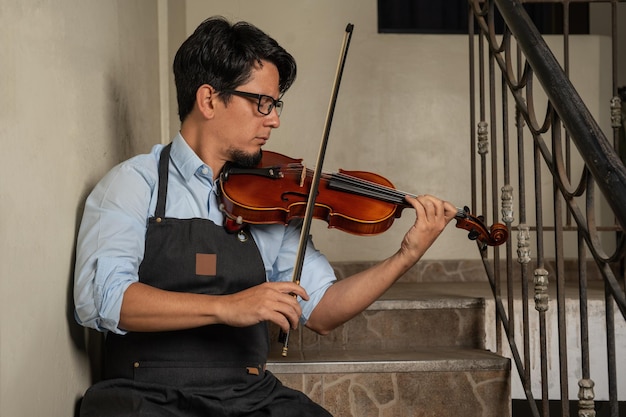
{"left": 279, "top": 23, "right": 355, "bottom": 357}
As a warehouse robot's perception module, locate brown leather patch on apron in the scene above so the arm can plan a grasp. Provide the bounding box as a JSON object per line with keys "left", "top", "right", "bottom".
{"left": 196, "top": 253, "right": 217, "bottom": 276}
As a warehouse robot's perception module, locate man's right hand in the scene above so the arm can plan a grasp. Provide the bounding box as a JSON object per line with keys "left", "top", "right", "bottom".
{"left": 217, "top": 282, "right": 309, "bottom": 333}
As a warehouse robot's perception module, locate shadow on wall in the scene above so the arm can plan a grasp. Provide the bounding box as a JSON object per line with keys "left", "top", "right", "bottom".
{"left": 66, "top": 45, "right": 145, "bottom": 417}
{"left": 66, "top": 184, "right": 106, "bottom": 379}
{"left": 106, "top": 71, "right": 136, "bottom": 164}
{"left": 67, "top": 70, "right": 141, "bottom": 415}
{"left": 67, "top": 66, "right": 138, "bottom": 382}
{"left": 66, "top": 186, "right": 105, "bottom": 417}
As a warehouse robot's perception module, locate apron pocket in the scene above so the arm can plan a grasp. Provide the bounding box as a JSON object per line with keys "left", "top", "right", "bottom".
{"left": 132, "top": 361, "right": 264, "bottom": 388}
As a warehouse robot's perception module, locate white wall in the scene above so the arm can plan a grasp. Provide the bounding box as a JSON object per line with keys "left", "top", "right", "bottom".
{"left": 591, "top": 2, "right": 626, "bottom": 88}
{"left": 0, "top": 1, "right": 162, "bottom": 416}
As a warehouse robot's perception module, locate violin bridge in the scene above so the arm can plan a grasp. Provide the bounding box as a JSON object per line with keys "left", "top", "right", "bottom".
{"left": 299, "top": 164, "right": 306, "bottom": 187}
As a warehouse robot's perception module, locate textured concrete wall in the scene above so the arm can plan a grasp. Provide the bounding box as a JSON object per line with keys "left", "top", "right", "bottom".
{"left": 0, "top": 1, "right": 161, "bottom": 415}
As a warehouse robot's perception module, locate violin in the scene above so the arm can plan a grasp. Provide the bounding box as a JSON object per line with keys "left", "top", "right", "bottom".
{"left": 217, "top": 150, "right": 508, "bottom": 250}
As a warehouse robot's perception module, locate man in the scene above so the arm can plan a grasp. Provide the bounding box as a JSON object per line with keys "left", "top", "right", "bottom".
{"left": 74, "top": 16, "right": 457, "bottom": 416}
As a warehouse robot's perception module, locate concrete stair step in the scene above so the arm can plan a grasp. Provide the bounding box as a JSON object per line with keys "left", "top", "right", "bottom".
{"left": 264, "top": 280, "right": 511, "bottom": 416}
{"left": 269, "top": 281, "right": 491, "bottom": 352}
{"left": 268, "top": 348, "right": 511, "bottom": 417}
{"left": 268, "top": 347, "right": 509, "bottom": 374}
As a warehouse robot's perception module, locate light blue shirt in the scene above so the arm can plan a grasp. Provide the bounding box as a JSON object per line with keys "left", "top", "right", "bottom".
{"left": 74, "top": 134, "right": 336, "bottom": 334}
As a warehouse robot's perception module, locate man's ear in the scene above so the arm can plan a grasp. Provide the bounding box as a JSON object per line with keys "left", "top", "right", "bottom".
{"left": 196, "top": 84, "right": 216, "bottom": 119}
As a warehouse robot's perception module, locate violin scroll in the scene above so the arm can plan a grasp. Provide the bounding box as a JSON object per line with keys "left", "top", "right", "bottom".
{"left": 454, "top": 206, "right": 508, "bottom": 250}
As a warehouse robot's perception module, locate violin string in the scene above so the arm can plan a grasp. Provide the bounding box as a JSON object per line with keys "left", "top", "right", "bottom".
{"left": 330, "top": 172, "right": 409, "bottom": 204}
{"left": 273, "top": 163, "right": 465, "bottom": 216}
{"left": 276, "top": 164, "right": 412, "bottom": 203}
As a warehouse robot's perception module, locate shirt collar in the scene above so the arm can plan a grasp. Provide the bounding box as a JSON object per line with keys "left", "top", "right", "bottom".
{"left": 170, "top": 133, "right": 214, "bottom": 183}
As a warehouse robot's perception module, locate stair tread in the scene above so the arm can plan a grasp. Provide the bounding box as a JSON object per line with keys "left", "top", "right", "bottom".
{"left": 267, "top": 347, "right": 509, "bottom": 373}
{"left": 370, "top": 282, "right": 488, "bottom": 310}
{"left": 374, "top": 280, "right": 605, "bottom": 306}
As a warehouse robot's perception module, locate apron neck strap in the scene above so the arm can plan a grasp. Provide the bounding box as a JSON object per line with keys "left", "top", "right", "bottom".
{"left": 155, "top": 143, "right": 172, "bottom": 219}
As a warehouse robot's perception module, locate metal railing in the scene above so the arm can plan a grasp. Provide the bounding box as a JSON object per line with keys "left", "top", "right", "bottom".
{"left": 467, "top": 0, "right": 626, "bottom": 415}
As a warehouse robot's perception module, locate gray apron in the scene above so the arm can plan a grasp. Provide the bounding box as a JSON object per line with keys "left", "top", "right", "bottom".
{"left": 79, "top": 144, "right": 332, "bottom": 417}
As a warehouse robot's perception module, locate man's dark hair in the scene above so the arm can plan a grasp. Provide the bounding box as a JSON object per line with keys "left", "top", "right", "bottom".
{"left": 173, "top": 16, "right": 297, "bottom": 122}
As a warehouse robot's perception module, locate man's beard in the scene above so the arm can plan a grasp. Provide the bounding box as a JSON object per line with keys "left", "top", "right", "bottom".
{"left": 228, "top": 148, "right": 263, "bottom": 168}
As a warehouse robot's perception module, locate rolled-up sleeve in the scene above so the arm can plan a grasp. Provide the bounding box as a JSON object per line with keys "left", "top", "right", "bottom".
{"left": 74, "top": 158, "right": 156, "bottom": 334}
{"left": 251, "top": 220, "right": 336, "bottom": 324}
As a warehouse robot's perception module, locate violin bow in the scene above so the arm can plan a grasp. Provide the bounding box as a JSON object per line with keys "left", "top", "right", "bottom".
{"left": 279, "top": 23, "right": 355, "bottom": 357}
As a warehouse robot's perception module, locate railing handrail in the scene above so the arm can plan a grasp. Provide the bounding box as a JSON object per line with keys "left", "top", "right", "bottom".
{"left": 495, "top": 0, "right": 626, "bottom": 230}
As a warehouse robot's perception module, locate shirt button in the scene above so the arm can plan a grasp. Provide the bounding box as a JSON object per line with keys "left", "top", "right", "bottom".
{"left": 201, "top": 167, "right": 209, "bottom": 175}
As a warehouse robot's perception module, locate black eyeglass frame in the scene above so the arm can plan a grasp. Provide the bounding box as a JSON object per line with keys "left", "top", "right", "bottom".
{"left": 222, "top": 90, "right": 283, "bottom": 116}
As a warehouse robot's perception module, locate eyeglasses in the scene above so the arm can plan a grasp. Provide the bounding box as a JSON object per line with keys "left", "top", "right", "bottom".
{"left": 222, "top": 90, "right": 283, "bottom": 117}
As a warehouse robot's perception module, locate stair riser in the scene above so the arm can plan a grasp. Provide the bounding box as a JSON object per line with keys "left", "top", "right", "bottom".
{"left": 271, "top": 306, "right": 486, "bottom": 352}
{"left": 272, "top": 369, "right": 510, "bottom": 417}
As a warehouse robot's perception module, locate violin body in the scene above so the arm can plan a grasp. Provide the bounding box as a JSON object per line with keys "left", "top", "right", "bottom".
{"left": 217, "top": 150, "right": 508, "bottom": 248}
{"left": 218, "top": 151, "right": 405, "bottom": 235}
